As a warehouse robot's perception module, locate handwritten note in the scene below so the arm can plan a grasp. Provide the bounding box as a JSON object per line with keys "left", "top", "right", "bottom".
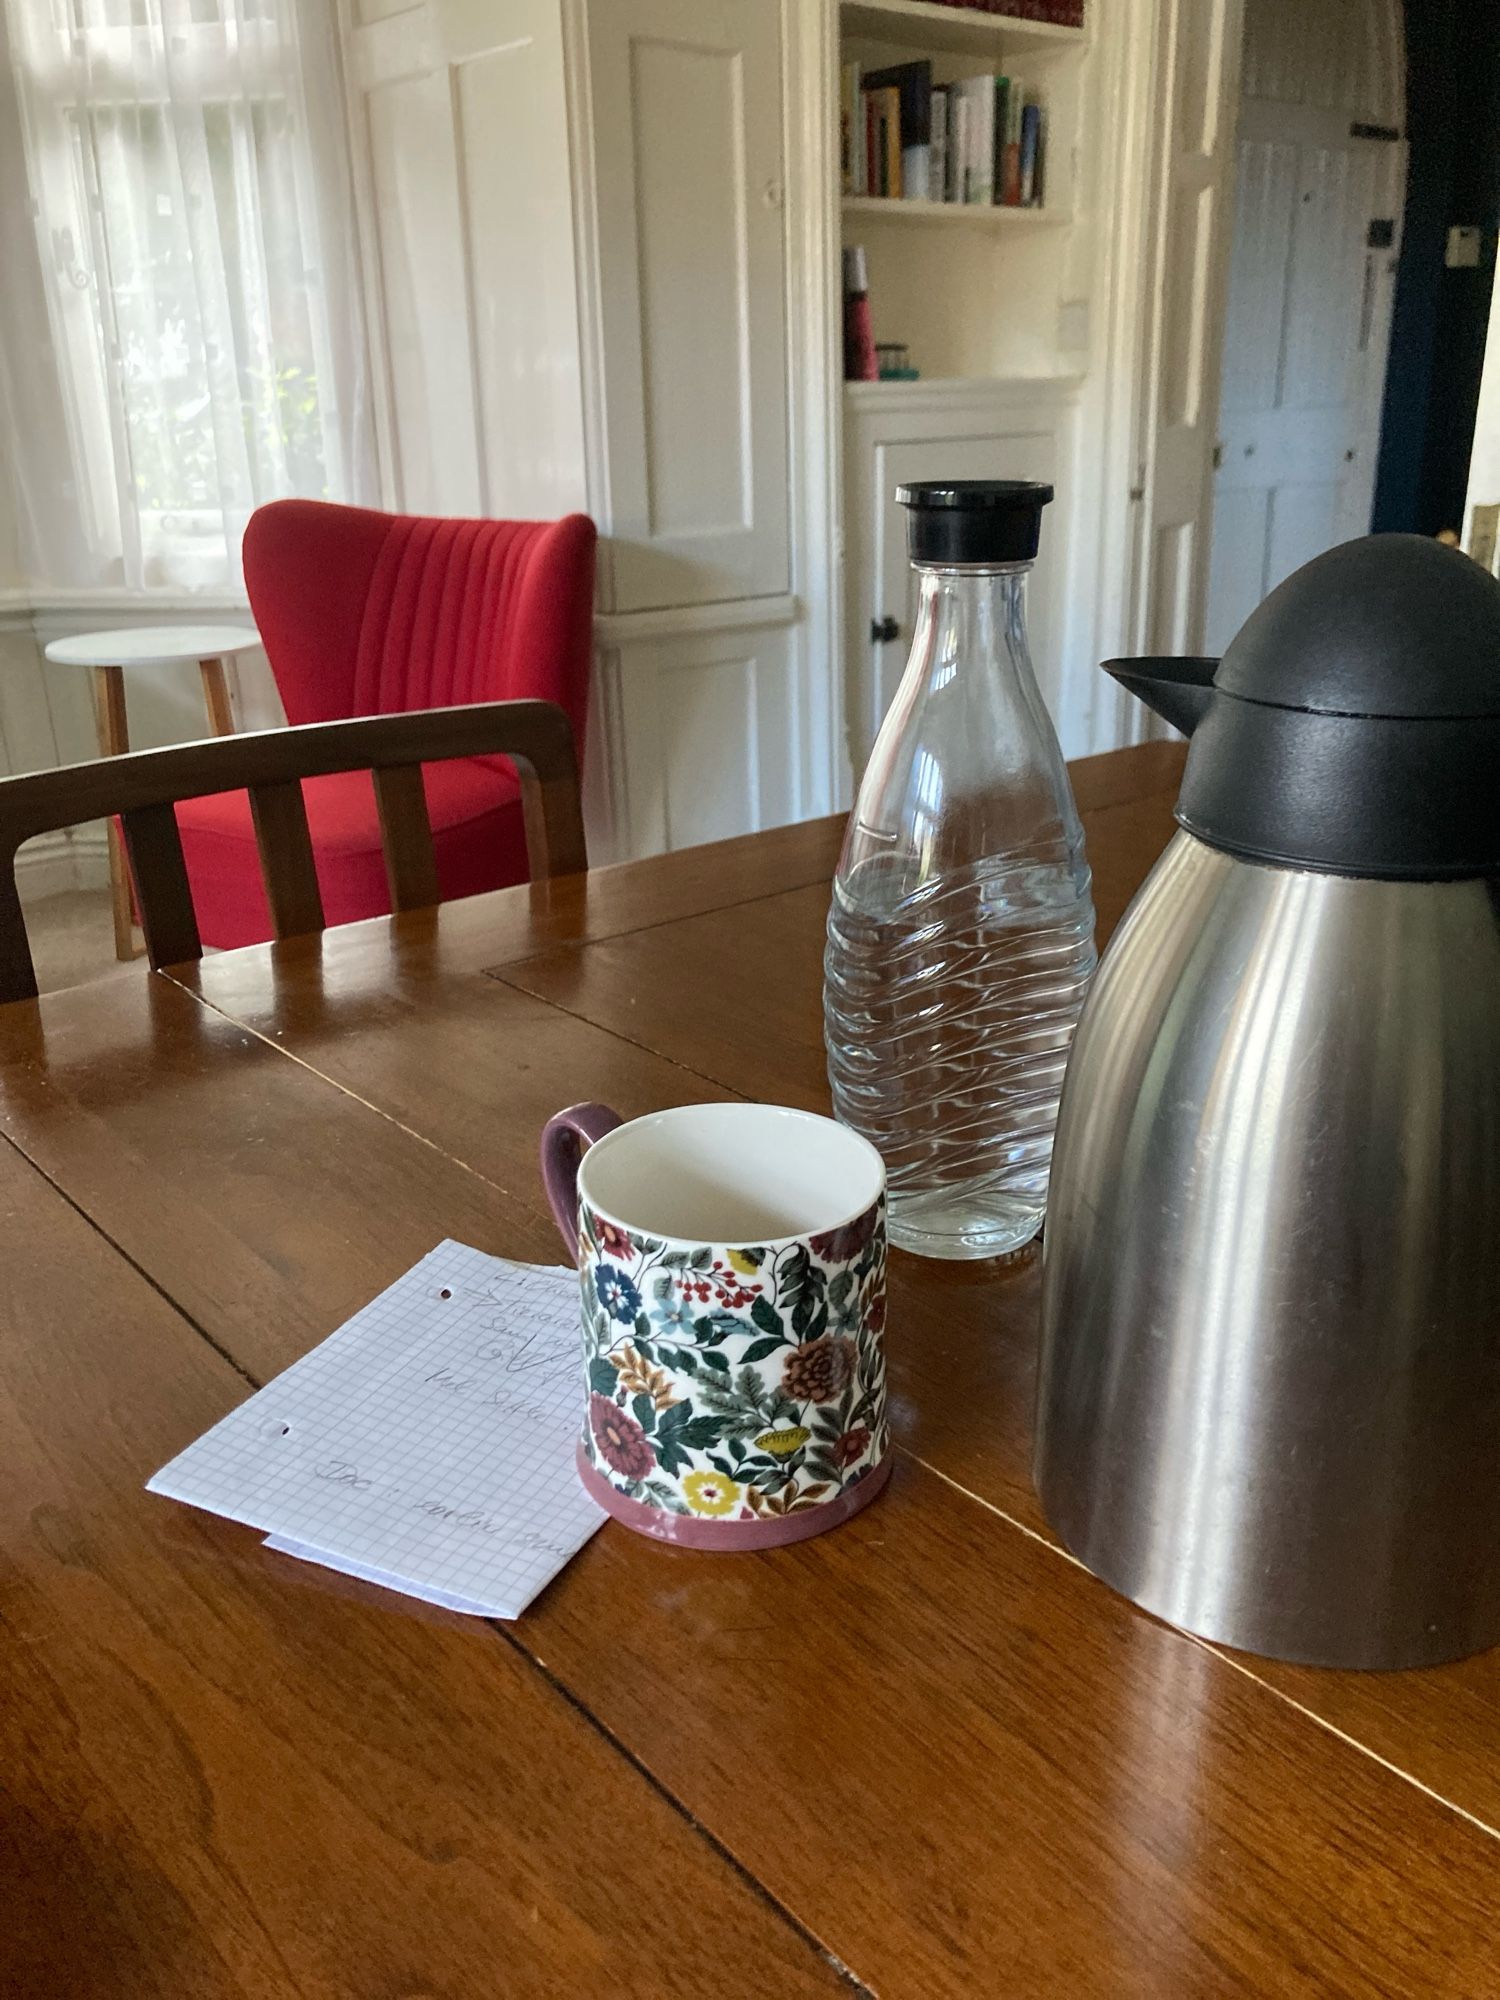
{"left": 147, "top": 1242, "right": 604, "bottom": 1618}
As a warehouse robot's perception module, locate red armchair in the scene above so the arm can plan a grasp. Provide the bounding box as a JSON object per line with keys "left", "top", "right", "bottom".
{"left": 176, "top": 501, "right": 596, "bottom": 948}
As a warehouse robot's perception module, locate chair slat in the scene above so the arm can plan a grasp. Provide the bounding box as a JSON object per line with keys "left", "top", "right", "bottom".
{"left": 522, "top": 769, "right": 589, "bottom": 881}
{"left": 248, "top": 780, "right": 325, "bottom": 939}
{"left": 371, "top": 764, "right": 440, "bottom": 912}
{"left": 0, "top": 858, "right": 38, "bottom": 1005}
{"left": 119, "top": 804, "right": 202, "bottom": 969}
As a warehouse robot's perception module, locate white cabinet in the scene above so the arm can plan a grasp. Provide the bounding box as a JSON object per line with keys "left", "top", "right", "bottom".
{"left": 843, "top": 378, "right": 1082, "bottom": 766}
{"left": 594, "top": 611, "right": 803, "bottom": 859}
{"left": 336, "top": 0, "right": 1154, "bottom": 861}
{"left": 584, "top": 0, "right": 791, "bottom": 612}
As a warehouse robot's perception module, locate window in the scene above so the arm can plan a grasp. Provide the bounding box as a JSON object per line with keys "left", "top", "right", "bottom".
{"left": 5, "top": 0, "right": 367, "bottom": 589}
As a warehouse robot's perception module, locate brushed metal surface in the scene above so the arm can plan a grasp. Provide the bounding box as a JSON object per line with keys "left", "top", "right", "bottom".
{"left": 1035, "top": 831, "right": 1500, "bottom": 1668}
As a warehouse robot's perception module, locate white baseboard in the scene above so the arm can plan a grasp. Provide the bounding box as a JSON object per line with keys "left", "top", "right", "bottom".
{"left": 16, "top": 825, "right": 111, "bottom": 903}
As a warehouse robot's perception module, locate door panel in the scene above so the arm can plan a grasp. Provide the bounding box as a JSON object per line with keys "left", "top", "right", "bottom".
{"left": 1266, "top": 482, "right": 1341, "bottom": 593}
{"left": 1218, "top": 141, "right": 1297, "bottom": 417}
{"left": 587, "top": 0, "right": 790, "bottom": 612}
{"left": 345, "top": 0, "right": 586, "bottom": 519}
{"left": 1281, "top": 147, "right": 1379, "bottom": 410}
{"left": 1205, "top": 0, "right": 1405, "bottom": 652}
{"left": 609, "top": 623, "right": 798, "bottom": 856}
{"left": 1204, "top": 484, "right": 1271, "bottom": 644}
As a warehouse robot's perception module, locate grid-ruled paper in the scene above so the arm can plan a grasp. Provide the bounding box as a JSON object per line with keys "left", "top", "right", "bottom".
{"left": 147, "top": 1241, "right": 604, "bottom": 1618}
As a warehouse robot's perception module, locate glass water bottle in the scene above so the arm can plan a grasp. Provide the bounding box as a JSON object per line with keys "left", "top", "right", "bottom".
{"left": 825, "top": 480, "right": 1097, "bottom": 1260}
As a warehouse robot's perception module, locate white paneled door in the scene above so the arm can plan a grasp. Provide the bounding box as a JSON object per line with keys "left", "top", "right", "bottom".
{"left": 585, "top": 0, "right": 790, "bottom": 612}
{"left": 1205, "top": 0, "right": 1404, "bottom": 650}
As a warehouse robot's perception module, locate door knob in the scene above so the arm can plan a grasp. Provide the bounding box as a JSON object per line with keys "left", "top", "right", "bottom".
{"left": 871, "top": 615, "right": 901, "bottom": 644}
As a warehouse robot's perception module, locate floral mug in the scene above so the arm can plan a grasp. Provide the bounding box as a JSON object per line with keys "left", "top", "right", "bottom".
{"left": 540, "top": 1100, "right": 892, "bottom": 1549}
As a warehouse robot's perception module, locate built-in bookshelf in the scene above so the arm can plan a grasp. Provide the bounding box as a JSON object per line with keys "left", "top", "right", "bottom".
{"left": 837, "top": 0, "right": 1091, "bottom": 385}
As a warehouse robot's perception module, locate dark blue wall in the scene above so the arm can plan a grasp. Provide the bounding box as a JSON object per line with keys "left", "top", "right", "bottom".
{"left": 1372, "top": 0, "right": 1500, "bottom": 534}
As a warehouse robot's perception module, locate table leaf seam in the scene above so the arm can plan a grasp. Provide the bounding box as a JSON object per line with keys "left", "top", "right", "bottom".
{"left": 486, "top": 1622, "right": 880, "bottom": 1997}
{"left": 477, "top": 867, "right": 838, "bottom": 982}
{"left": 0, "top": 1124, "right": 259, "bottom": 1396}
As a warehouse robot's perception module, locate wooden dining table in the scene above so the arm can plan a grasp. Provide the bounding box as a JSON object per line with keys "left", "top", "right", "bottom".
{"left": 3, "top": 738, "right": 1496, "bottom": 1998}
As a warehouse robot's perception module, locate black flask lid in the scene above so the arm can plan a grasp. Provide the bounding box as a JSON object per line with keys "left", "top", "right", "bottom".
{"left": 1109, "top": 535, "right": 1500, "bottom": 880}
{"left": 1217, "top": 532, "right": 1500, "bottom": 719}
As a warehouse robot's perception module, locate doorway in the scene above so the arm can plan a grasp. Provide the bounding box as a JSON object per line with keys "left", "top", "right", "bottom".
{"left": 1204, "top": 0, "right": 1406, "bottom": 654}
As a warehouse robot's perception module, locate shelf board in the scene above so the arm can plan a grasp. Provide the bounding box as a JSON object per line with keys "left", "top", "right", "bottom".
{"left": 840, "top": 0, "right": 1087, "bottom": 59}
{"left": 842, "top": 195, "right": 1069, "bottom": 228}
{"left": 844, "top": 373, "right": 1085, "bottom": 408}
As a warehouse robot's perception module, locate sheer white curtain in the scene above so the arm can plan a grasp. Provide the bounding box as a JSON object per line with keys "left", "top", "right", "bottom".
{"left": 1, "top": 0, "right": 374, "bottom": 593}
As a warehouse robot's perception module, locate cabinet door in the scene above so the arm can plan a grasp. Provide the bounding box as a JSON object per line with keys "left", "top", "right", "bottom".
{"left": 858, "top": 427, "right": 1063, "bottom": 766}
{"left": 586, "top": 0, "right": 790, "bottom": 612}
{"left": 600, "top": 622, "right": 800, "bottom": 857}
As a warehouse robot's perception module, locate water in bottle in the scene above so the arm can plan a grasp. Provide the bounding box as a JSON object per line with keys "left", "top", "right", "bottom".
{"left": 825, "top": 480, "right": 1097, "bottom": 1259}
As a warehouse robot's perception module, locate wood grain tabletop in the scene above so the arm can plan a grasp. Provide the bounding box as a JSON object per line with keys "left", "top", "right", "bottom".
{"left": 4, "top": 740, "right": 1497, "bottom": 1998}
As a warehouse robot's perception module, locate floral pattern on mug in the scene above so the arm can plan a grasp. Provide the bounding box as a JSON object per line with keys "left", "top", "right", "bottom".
{"left": 578, "top": 1197, "right": 889, "bottom": 1523}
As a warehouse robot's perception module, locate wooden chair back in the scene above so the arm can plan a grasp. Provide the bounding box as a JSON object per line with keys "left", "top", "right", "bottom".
{"left": 0, "top": 700, "right": 586, "bottom": 1005}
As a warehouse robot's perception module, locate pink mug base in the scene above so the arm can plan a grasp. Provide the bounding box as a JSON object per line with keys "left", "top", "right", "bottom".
{"left": 576, "top": 1441, "right": 893, "bottom": 1551}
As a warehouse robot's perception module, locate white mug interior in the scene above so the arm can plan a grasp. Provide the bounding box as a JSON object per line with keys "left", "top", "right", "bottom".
{"left": 578, "top": 1102, "right": 884, "bottom": 1245}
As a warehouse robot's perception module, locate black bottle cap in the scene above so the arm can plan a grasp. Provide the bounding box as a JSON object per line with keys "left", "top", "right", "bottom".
{"left": 1104, "top": 534, "right": 1500, "bottom": 880}
{"left": 897, "top": 480, "right": 1053, "bottom": 565}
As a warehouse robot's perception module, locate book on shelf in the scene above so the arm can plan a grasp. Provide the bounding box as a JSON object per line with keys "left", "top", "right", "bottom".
{"left": 947, "top": 84, "right": 967, "bottom": 203}
{"left": 992, "top": 75, "right": 1009, "bottom": 206}
{"left": 864, "top": 60, "right": 933, "bottom": 202}
{"left": 958, "top": 72, "right": 994, "bottom": 204}
{"left": 1019, "top": 99, "right": 1042, "bottom": 205}
{"left": 863, "top": 85, "right": 901, "bottom": 196}
{"left": 842, "top": 61, "right": 863, "bottom": 195}
{"left": 844, "top": 57, "right": 1049, "bottom": 212}
{"left": 999, "top": 75, "right": 1024, "bottom": 206}
{"left": 929, "top": 85, "right": 949, "bottom": 208}
{"left": 880, "top": 85, "right": 902, "bottom": 195}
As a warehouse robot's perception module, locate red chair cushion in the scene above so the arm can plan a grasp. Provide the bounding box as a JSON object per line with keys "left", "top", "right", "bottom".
{"left": 175, "top": 757, "right": 529, "bottom": 951}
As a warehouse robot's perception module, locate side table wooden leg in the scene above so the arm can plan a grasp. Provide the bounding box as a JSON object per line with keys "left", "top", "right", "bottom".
{"left": 198, "top": 656, "right": 236, "bottom": 737}
{"left": 89, "top": 662, "right": 138, "bottom": 963}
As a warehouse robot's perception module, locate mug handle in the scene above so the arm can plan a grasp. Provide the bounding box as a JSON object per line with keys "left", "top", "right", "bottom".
{"left": 540, "top": 1102, "right": 624, "bottom": 1260}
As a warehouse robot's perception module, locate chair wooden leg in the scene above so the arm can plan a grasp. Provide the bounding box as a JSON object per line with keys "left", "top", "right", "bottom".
{"left": 198, "top": 657, "right": 236, "bottom": 737}
{"left": 90, "top": 663, "right": 139, "bottom": 963}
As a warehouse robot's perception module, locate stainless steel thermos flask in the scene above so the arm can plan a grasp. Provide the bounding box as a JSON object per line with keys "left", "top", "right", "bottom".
{"left": 1035, "top": 535, "right": 1500, "bottom": 1670}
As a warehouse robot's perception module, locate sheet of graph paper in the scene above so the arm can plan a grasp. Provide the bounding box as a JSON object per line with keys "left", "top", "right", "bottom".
{"left": 147, "top": 1241, "right": 604, "bottom": 1618}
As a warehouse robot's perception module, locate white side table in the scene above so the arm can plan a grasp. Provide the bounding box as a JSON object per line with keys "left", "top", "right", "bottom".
{"left": 43, "top": 624, "right": 262, "bottom": 961}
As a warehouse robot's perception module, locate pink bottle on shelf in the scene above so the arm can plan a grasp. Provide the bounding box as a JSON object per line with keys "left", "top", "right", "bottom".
{"left": 843, "top": 245, "right": 878, "bottom": 383}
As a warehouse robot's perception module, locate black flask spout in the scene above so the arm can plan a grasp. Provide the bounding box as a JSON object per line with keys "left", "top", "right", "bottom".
{"left": 1104, "top": 656, "right": 1220, "bottom": 738}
